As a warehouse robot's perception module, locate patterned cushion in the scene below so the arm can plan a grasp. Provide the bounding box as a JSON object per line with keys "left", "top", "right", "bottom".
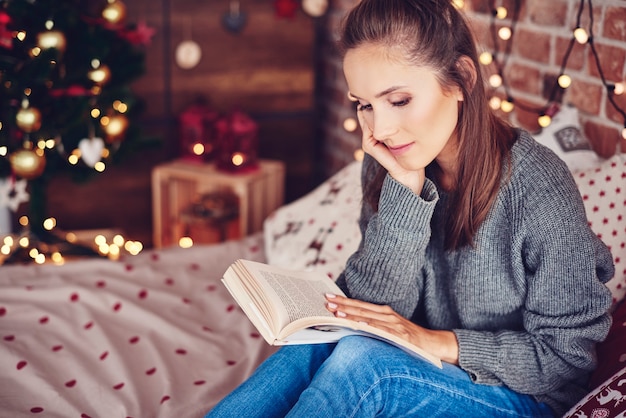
{"left": 263, "top": 160, "right": 363, "bottom": 280}
{"left": 533, "top": 105, "right": 605, "bottom": 173}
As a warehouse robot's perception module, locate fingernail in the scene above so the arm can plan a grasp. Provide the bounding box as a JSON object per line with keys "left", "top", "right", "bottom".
{"left": 325, "top": 293, "right": 336, "bottom": 299}
{"left": 336, "top": 311, "right": 347, "bottom": 318}
{"left": 327, "top": 302, "right": 337, "bottom": 309}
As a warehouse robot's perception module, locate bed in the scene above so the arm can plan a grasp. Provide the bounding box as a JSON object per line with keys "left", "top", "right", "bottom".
{"left": 1, "top": 110, "right": 625, "bottom": 417}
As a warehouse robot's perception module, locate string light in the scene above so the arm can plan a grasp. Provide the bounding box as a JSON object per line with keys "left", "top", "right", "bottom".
{"left": 481, "top": 0, "right": 626, "bottom": 146}
{"left": 0, "top": 222, "right": 143, "bottom": 264}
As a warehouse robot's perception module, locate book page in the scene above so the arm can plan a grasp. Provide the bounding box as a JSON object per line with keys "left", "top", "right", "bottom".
{"left": 239, "top": 259, "right": 345, "bottom": 325}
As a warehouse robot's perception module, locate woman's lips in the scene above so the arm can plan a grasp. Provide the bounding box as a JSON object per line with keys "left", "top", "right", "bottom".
{"left": 386, "top": 142, "right": 413, "bottom": 156}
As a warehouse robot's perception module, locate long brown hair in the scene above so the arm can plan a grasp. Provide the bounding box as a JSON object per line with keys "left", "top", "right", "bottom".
{"left": 339, "top": 0, "right": 516, "bottom": 250}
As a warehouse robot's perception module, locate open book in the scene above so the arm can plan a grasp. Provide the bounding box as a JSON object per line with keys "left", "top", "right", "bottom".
{"left": 221, "top": 259, "right": 442, "bottom": 368}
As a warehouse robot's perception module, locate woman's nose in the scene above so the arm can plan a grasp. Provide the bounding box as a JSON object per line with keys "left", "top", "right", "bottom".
{"left": 369, "top": 111, "right": 396, "bottom": 141}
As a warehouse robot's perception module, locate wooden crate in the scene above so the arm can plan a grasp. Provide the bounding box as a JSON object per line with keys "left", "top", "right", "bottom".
{"left": 151, "top": 159, "right": 285, "bottom": 248}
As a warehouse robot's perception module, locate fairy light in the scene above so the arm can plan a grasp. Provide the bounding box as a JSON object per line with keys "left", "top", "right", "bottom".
{"left": 343, "top": 118, "right": 358, "bottom": 132}
{"left": 573, "top": 27, "right": 589, "bottom": 44}
{"left": 479, "top": 51, "right": 493, "bottom": 65}
{"left": 489, "top": 74, "right": 503, "bottom": 88}
{"left": 353, "top": 148, "right": 365, "bottom": 161}
{"left": 179, "top": 237, "right": 193, "bottom": 248}
{"left": 489, "top": 96, "right": 502, "bottom": 110}
{"left": 495, "top": 6, "right": 507, "bottom": 19}
{"left": 43, "top": 217, "right": 56, "bottom": 231}
{"left": 557, "top": 74, "right": 572, "bottom": 89}
{"left": 498, "top": 27, "right": 512, "bottom": 41}
{"left": 500, "top": 99, "right": 515, "bottom": 113}
{"left": 231, "top": 153, "right": 245, "bottom": 166}
{"left": 538, "top": 114, "right": 552, "bottom": 128}
{"left": 192, "top": 143, "right": 204, "bottom": 155}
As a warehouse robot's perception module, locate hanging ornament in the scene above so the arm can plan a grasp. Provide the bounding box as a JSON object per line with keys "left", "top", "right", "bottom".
{"left": 0, "top": 178, "right": 29, "bottom": 212}
{"left": 302, "top": 0, "right": 328, "bottom": 17}
{"left": 0, "top": 10, "right": 12, "bottom": 49}
{"left": 222, "top": 1, "right": 247, "bottom": 34}
{"left": 78, "top": 137, "right": 105, "bottom": 167}
{"left": 9, "top": 149, "right": 46, "bottom": 179}
{"left": 176, "top": 16, "right": 202, "bottom": 69}
{"left": 274, "top": 0, "right": 298, "bottom": 19}
{"left": 16, "top": 104, "right": 42, "bottom": 133}
{"left": 102, "top": 0, "right": 127, "bottom": 25}
{"left": 175, "top": 40, "right": 202, "bottom": 69}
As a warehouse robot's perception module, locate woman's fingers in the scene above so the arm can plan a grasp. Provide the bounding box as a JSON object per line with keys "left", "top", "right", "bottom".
{"left": 326, "top": 294, "right": 397, "bottom": 323}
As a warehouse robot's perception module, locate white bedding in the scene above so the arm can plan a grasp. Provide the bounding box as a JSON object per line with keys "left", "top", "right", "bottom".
{"left": 0, "top": 233, "right": 277, "bottom": 418}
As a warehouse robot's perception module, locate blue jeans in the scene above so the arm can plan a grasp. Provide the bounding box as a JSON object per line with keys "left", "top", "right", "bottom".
{"left": 206, "top": 336, "right": 554, "bottom": 417}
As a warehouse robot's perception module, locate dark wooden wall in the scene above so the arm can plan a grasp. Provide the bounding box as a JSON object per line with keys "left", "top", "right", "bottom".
{"left": 45, "top": 0, "right": 318, "bottom": 247}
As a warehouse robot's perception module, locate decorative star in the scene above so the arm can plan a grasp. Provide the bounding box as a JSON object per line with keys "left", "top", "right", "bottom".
{"left": 119, "top": 21, "right": 156, "bottom": 46}
{"left": 0, "top": 178, "right": 29, "bottom": 212}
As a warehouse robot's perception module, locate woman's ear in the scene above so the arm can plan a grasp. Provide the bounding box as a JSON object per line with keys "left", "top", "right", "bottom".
{"left": 455, "top": 55, "right": 477, "bottom": 99}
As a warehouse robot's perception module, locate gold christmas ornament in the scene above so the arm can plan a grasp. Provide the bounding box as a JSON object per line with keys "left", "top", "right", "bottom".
{"left": 88, "top": 65, "right": 111, "bottom": 85}
{"left": 10, "top": 149, "right": 47, "bottom": 179}
{"left": 37, "top": 30, "right": 66, "bottom": 52}
{"left": 102, "top": 0, "right": 127, "bottom": 25}
{"left": 16, "top": 106, "right": 42, "bottom": 132}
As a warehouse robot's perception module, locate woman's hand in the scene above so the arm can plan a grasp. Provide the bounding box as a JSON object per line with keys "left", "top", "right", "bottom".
{"left": 358, "top": 110, "right": 426, "bottom": 195}
{"left": 325, "top": 293, "right": 459, "bottom": 364}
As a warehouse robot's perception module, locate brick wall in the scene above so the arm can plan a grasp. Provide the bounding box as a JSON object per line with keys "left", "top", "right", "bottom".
{"left": 316, "top": 0, "right": 626, "bottom": 176}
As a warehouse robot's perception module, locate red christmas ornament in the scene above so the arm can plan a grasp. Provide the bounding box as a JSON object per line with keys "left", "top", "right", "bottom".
{"left": 274, "top": 0, "right": 298, "bottom": 19}
{"left": 0, "top": 10, "right": 13, "bottom": 49}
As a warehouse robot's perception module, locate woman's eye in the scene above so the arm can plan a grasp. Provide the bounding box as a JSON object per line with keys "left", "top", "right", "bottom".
{"left": 357, "top": 102, "right": 372, "bottom": 112}
{"left": 392, "top": 98, "right": 411, "bottom": 107}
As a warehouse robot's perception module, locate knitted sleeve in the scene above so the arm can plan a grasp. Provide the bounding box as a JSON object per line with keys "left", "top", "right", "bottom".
{"left": 335, "top": 154, "right": 439, "bottom": 318}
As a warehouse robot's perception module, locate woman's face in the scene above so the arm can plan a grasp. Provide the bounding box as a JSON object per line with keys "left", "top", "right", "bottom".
{"left": 343, "top": 43, "right": 463, "bottom": 172}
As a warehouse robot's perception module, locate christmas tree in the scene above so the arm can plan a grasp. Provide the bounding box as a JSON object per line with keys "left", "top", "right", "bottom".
{"left": 0, "top": 0, "right": 154, "bottom": 234}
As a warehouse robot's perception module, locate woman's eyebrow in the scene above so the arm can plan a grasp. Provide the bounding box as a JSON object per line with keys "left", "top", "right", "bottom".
{"left": 348, "top": 86, "right": 407, "bottom": 101}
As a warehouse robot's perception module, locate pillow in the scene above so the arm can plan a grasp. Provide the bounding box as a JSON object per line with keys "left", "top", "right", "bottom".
{"left": 563, "top": 365, "right": 626, "bottom": 418}
{"left": 533, "top": 105, "right": 605, "bottom": 173}
{"left": 573, "top": 155, "right": 626, "bottom": 304}
{"left": 263, "top": 160, "right": 363, "bottom": 280}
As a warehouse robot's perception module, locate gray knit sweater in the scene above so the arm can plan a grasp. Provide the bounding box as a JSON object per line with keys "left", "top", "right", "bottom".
{"left": 335, "top": 130, "right": 614, "bottom": 416}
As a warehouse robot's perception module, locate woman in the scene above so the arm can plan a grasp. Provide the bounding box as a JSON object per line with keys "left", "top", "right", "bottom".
{"left": 207, "top": 0, "right": 614, "bottom": 416}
